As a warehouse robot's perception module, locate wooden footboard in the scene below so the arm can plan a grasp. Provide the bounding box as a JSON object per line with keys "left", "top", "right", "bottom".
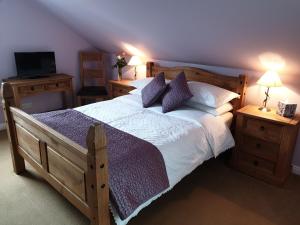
{"left": 1, "top": 82, "right": 110, "bottom": 225}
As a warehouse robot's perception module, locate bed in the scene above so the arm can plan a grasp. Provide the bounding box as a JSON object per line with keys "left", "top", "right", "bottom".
{"left": 1, "top": 62, "right": 247, "bottom": 225}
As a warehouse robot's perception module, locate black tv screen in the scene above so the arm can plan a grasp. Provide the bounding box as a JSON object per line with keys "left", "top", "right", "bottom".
{"left": 15, "top": 52, "right": 56, "bottom": 77}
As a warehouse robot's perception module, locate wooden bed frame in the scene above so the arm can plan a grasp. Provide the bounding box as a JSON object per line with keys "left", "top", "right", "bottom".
{"left": 1, "top": 62, "right": 247, "bottom": 225}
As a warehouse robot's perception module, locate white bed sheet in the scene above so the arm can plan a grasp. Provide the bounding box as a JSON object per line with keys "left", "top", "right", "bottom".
{"left": 75, "top": 94, "right": 235, "bottom": 225}
{"left": 221, "top": 112, "right": 233, "bottom": 127}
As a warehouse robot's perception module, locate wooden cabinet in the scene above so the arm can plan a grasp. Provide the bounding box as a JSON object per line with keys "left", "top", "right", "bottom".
{"left": 2, "top": 74, "right": 74, "bottom": 109}
{"left": 108, "top": 80, "right": 135, "bottom": 98}
{"left": 231, "top": 105, "right": 300, "bottom": 185}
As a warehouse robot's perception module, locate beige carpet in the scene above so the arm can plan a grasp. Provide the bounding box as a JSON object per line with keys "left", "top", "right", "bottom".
{"left": 1, "top": 130, "right": 300, "bottom": 225}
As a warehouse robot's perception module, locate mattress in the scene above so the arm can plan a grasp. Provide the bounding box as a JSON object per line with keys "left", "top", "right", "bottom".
{"left": 75, "top": 94, "right": 235, "bottom": 225}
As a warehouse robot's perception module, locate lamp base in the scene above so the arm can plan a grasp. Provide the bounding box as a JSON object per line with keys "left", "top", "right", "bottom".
{"left": 258, "top": 106, "right": 271, "bottom": 112}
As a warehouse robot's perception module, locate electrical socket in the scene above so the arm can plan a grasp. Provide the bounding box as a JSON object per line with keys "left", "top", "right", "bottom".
{"left": 21, "top": 102, "right": 33, "bottom": 110}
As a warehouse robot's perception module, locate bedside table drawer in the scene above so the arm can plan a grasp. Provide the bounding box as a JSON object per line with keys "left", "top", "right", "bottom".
{"left": 112, "top": 86, "right": 129, "bottom": 97}
{"left": 238, "top": 152, "right": 275, "bottom": 175}
{"left": 243, "top": 118, "right": 283, "bottom": 143}
{"left": 240, "top": 135, "right": 279, "bottom": 162}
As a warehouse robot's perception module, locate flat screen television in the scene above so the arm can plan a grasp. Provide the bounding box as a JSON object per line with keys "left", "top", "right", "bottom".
{"left": 14, "top": 52, "right": 56, "bottom": 78}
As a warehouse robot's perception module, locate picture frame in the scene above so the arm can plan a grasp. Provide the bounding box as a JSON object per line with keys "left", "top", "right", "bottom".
{"left": 277, "top": 101, "right": 297, "bottom": 118}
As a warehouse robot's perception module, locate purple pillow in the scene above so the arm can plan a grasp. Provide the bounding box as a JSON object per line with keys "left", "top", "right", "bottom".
{"left": 142, "top": 72, "right": 167, "bottom": 107}
{"left": 161, "top": 72, "right": 193, "bottom": 113}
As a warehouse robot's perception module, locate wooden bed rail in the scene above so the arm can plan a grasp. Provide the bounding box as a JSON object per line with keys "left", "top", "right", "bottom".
{"left": 1, "top": 82, "right": 110, "bottom": 225}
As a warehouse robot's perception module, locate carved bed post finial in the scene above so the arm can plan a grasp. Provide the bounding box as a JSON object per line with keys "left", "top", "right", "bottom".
{"left": 146, "top": 62, "right": 154, "bottom": 77}
{"left": 86, "top": 124, "right": 110, "bottom": 225}
{"left": 1, "top": 82, "right": 25, "bottom": 174}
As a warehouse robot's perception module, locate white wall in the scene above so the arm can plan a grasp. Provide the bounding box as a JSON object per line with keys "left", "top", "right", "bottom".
{"left": 0, "top": 0, "right": 94, "bottom": 125}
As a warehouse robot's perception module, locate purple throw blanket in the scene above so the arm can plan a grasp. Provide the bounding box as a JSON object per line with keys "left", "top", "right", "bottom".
{"left": 32, "top": 109, "right": 169, "bottom": 219}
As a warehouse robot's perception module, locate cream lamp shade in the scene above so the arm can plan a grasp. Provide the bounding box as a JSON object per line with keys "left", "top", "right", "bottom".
{"left": 256, "top": 70, "right": 282, "bottom": 87}
{"left": 256, "top": 70, "right": 283, "bottom": 112}
{"left": 128, "top": 55, "right": 143, "bottom": 66}
{"left": 128, "top": 56, "right": 142, "bottom": 79}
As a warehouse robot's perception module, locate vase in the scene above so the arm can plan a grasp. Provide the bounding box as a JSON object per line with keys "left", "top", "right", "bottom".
{"left": 118, "top": 67, "right": 122, "bottom": 80}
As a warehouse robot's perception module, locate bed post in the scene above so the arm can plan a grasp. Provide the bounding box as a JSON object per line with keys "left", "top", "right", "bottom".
{"left": 1, "top": 82, "right": 25, "bottom": 174}
{"left": 146, "top": 62, "right": 154, "bottom": 77}
{"left": 86, "top": 124, "right": 110, "bottom": 225}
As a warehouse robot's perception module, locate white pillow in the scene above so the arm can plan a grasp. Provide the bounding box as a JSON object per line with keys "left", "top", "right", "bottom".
{"left": 130, "top": 78, "right": 171, "bottom": 90}
{"left": 187, "top": 81, "right": 240, "bottom": 108}
{"left": 129, "top": 89, "right": 142, "bottom": 96}
{"left": 185, "top": 101, "right": 233, "bottom": 116}
{"left": 130, "top": 78, "right": 154, "bottom": 89}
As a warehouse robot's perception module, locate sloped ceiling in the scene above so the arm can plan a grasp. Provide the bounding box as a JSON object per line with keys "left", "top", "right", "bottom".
{"left": 33, "top": 0, "right": 300, "bottom": 75}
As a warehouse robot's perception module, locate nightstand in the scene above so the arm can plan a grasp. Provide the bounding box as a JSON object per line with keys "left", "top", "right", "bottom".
{"left": 108, "top": 80, "right": 135, "bottom": 98}
{"left": 231, "top": 105, "right": 300, "bottom": 185}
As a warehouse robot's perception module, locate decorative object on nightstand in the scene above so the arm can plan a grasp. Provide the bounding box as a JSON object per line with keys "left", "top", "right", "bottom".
{"left": 231, "top": 105, "right": 300, "bottom": 185}
{"left": 128, "top": 55, "right": 142, "bottom": 80}
{"left": 257, "top": 70, "right": 282, "bottom": 112}
{"left": 108, "top": 80, "right": 135, "bottom": 98}
{"left": 277, "top": 101, "right": 297, "bottom": 118}
{"left": 112, "top": 53, "right": 127, "bottom": 80}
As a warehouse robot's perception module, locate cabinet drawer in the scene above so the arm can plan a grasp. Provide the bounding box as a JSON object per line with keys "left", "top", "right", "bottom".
{"left": 243, "top": 118, "right": 283, "bottom": 143}
{"left": 238, "top": 152, "right": 275, "bottom": 175}
{"left": 240, "top": 135, "right": 279, "bottom": 162}
{"left": 46, "top": 81, "right": 69, "bottom": 90}
{"left": 19, "top": 85, "right": 45, "bottom": 95}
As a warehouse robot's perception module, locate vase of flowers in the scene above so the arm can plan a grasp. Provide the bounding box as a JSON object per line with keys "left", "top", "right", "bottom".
{"left": 113, "top": 54, "right": 127, "bottom": 80}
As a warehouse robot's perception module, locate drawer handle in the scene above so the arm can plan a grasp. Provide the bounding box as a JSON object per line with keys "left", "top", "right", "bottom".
{"left": 56, "top": 83, "right": 59, "bottom": 87}
{"left": 260, "top": 126, "right": 265, "bottom": 131}
{"left": 256, "top": 143, "right": 261, "bottom": 149}
{"left": 253, "top": 160, "right": 259, "bottom": 166}
{"left": 30, "top": 87, "right": 35, "bottom": 91}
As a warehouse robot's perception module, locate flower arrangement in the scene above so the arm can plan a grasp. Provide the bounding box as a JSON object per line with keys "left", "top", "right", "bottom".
{"left": 112, "top": 53, "right": 127, "bottom": 80}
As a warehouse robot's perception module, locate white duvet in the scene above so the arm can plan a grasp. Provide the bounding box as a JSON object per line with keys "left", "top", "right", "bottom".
{"left": 75, "top": 94, "right": 235, "bottom": 225}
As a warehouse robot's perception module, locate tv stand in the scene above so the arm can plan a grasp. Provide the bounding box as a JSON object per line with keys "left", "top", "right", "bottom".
{"left": 2, "top": 74, "right": 74, "bottom": 109}
{"left": 4, "top": 74, "right": 52, "bottom": 81}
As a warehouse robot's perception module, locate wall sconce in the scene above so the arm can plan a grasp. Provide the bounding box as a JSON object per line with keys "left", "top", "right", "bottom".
{"left": 257, "top": 70, "right": 283, "bottom": 112}
{"left": 128, "top": 55, "right": 143, "bottom": 80}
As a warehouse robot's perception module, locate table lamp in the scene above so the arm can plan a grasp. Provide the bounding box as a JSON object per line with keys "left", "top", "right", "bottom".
{"left": 128, "top": 55, "right": 142, "bottom": 80}
{"left": 257, "top": 70, "right": 282, "bottom": 112}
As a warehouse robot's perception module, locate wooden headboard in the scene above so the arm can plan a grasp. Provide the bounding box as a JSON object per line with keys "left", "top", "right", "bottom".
{"left": 146, "top": 62, "right": 247, "bottom": 113}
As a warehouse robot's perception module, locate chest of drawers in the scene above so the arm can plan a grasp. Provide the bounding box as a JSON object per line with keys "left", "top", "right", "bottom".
{"left": 108, "top": 80, "right": 135, "bottom": 98}
{"left": 231, "top": 105, "right": 300, "bottom": 185}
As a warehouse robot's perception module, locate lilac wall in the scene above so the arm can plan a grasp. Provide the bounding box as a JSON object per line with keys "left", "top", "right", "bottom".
{"left": 0, "top": 0, "right": 94, "bottom": 125}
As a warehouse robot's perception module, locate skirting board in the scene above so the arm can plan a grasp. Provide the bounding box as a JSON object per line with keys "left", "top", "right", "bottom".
{"left": 292, "top": 165, "right": 300, "bottom": 176}
{"left": 0, "top": 123, "right": 5, "bottom": 131}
